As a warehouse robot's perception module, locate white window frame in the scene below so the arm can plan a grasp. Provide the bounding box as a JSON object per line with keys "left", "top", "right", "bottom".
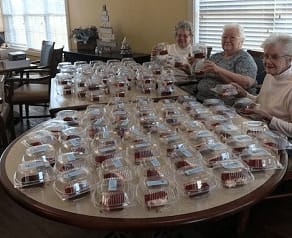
{"left": 0, "top": 0, "right": 69, "bottom": 51}
{"left": 193, "top": 0, "right": 292, "bottom": 53}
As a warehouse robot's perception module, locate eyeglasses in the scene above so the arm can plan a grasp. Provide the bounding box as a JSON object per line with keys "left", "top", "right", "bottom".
{"left": 263, "top": 54, "right": 290, "bottom": 61}
{"left": 176, "top": 34, "right": 191, "bottom": 38}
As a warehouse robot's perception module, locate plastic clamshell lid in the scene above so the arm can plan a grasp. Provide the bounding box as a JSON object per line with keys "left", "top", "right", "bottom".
{"left": 136, "top": 185, "right": 177, "bottom": 209}
{"left": 21, "top": 130, "right": 57, "bottom": 147}
{"left": 14, "top": 159, "right": 55, "bottom": 188}
{"left": 24, "top": 143, "right": 56, "bottom": 162}
{"left": 93, "top": 178, "right": 136, "bottom": 211}
{"left": 226, "top": 134, "right": 256, "bottom": 153}
{"left": 211, "top": 84, "right": 238, "bottom": 97}
{"left": 55, "top": 152, "right": 90, "bottom": 173}
{"left": 176, "top": 167, "right": 217, "bottom": 197}
{"left": 213, "top": 160, "right": 254, "bottom": 188}
{"left": 199, "top": 142, "right": 233, "bottom": 167}
{"left": 53, "top": 167, "right": 94, "bottom": 200}
{"left": 240, "top": 147, "right": 283, "bottom": 171}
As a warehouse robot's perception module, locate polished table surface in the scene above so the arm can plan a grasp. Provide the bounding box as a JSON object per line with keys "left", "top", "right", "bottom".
{"left": 49, "top": 77, "right": 190, "bottom": 115}
{"left": 0, "top": 118, "right": 288, "bottom": 231}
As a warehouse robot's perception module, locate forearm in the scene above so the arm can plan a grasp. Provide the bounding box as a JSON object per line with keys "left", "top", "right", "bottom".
{"left": 269, "top": 117, "right": 292, "bottom": 138}
{"left": 216, "top": 67, "right": 255, "bottom": 89}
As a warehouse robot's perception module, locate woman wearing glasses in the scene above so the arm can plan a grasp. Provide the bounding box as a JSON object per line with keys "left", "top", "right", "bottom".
{"left": 151, "top": 20, "right": 194, "bottom": 74}
{"left": 233, "top": 32, "right": 292, "bottom": 137}
{"left": 196, "top": 23, "right": 257, "bottom": 102}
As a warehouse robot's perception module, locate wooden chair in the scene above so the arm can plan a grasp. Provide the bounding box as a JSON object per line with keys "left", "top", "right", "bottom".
{"left": 0, "top": 75, "right": 15, "bottom": 147}
{"left": 6, "top": 47, "right": 64, "bottom": 120}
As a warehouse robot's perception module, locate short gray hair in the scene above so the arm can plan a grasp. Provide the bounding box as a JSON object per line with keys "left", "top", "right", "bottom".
{"left": 261, "top": 33, "right": 292, "bottom": 56}
{"left": 175, "top": 20, "right": 193, "bottom": 37}
{"left": 223, "top": 23, "right": 245, "bottom": 42}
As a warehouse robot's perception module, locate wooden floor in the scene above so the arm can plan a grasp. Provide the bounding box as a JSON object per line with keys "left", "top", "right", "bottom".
{"left": 1, "top": 106, "right": 292, "bottom": 238}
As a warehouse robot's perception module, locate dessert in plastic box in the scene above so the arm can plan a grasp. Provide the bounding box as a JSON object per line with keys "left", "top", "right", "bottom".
{"left": 56, "top": 110, "right": 79, "bottom": 126}
{"left": 189, "top": 107, "right": 213, "bottom": 121}
{"left": 139, "top": 114, "right": 159, "bottom": 133}
{"left": 61, "top": 127, "right": 86, "bottom": 141}
{"left": 211, "top": 84, "right": 238, "bottom": 97}
{"left": 181, "top": 100, "right": 203, "bottom": 112}
{"left": 43, "top": 120, "right": 69, "bottom": 140}
{"left": 203, "top": 98, "right": 224, "bottom": 107}
{"left": 233, "top": 98, "right": 257, "bottom": 116}
{"left": 55, "top": 152, "right": 90, "bottom": 173}
{"left": 176, "top": 166, "right": 216, "bottom": 197}
{"left": 54, "top": 167, "right": 94, "bottom": 200}
{"left": 24, "top": 143, "right": 57, "bottom": 166}
{"left": 214, "top": 123, "right": 241, "bottom": 142}
{"left": 129, "top": 141, "right": 159, "bottom": 165}
{"left": 21, "top": 130, "right": 57, "bottom": 147}
{"left": 239, "top": 147, "right": 282, "bottom": 171}
{"left": 142, "top": 168, "right": 170, "bottom": 189}
{"left": 179, "top": 119, "right": 206, "bottom": 134}
{"left": 210, "top": 105, "right": 239, "bottom": 119}
{"left": 137, "top": 186, "right": 177, "bottom": 209}
{"left": 14, "top": 159, "right": 55, "bottom": 188}
{"left": 188, "top": 130, "right": 218, "bottom": 149}
{"left": 256, "top": 130, "right": 289, "bottom": 153}
{"left": 242, "top": 121, "right": 266, "bottom": 137}
{"left": 61, "top": 138, "right": 91, "bottom": 154}
{"left": 93, "top": 178, "right": 135, "bottom": 211}
{"left": 168, "top": 144, "right": 202, "bottom": 161}
{"left": 177, "top": 95, "right": 197, "bottom": 104}
{"left": 199, "top": 142, "right": 233, "bottom": 167}
{"left": 204, "top": 115, "right": 231, "bottom": 130}
{"left": 226, "top": 134, "right": 256, "bottom": 154}
{"left": 99, "top": 158, "right": 133, "bottom": 181}
{"left": 213, "top": 160, "right": 254, "bottom": 188}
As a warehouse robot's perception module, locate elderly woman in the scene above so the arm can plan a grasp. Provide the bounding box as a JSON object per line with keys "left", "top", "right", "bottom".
{"left": 196, "top": 23, "right": 257, "bottom": 102}
{"left": 233, "top": 33, "right": 292, "bottom": 137}
{"left": 151, "top": 20, "right": 194, "bottom": 74}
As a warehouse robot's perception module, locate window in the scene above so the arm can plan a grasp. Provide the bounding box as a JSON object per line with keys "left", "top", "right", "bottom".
{"left": 0, "top": 0, "right": 69, "bottom": 50}
{"left": 194, "top": 0, "right": 292, "bottom": 52}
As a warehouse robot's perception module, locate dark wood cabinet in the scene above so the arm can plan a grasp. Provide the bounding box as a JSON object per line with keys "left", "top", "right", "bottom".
{"left": 63, "top": 49, "right": 150, "bottom": 64}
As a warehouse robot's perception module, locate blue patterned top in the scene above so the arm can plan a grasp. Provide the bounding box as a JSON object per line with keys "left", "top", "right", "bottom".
{"left": 196, "top": 49, "right": 257, "bottom": 103}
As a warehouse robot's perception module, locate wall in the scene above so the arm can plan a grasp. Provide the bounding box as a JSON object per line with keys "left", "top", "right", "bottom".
{"left": 67, "top": 0, "right": 190, "bottom": 54}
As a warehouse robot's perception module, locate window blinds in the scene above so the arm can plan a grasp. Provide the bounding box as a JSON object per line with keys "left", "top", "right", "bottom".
{"left": 195, "top": 0, "right": 292, "bottom": 52}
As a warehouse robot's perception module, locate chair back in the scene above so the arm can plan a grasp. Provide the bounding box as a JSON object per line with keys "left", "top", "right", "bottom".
{"left": 39, "top": 40, "right": 55, "bottom": 67}
{"left": 50, "top": 47, "right": 64, "bottom": 78}
{"left": 247, "top": 49, "right": 266, "bottom": 85}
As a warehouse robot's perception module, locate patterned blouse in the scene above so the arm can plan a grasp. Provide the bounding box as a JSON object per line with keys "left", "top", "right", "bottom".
{"left": 196, "top": 49, "right": 257, "bottom": 103}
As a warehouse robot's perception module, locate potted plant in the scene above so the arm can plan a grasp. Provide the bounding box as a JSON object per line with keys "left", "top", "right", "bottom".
{"left": 71, "top": 26, "right": 98, "bottom": 51}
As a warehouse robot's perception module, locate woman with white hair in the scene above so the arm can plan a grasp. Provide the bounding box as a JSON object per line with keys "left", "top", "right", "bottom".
{"left": 196, "top": 23, "right": 257, "bottom": 102}
{"left": 233, "top": 32, "right": 292, "bottom": 137}
{"left": 151, "top": 20, "right": 194, "bottom": 74}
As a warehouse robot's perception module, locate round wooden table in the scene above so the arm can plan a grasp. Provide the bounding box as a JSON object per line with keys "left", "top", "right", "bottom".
{"left": 0, "top": 125, "right": 288, "bottom": 231}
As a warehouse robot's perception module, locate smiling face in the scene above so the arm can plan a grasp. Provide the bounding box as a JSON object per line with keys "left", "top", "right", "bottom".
{"left": 221, "top": 27, "right": 243, "bottom": 56}
{"left": 263, "top": 43, "right": 292, "bottom": 75}
{"left": 175, "top": 28, "right": 192, "bottom": 49}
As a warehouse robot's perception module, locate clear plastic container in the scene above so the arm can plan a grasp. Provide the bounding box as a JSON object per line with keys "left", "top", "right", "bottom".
{"left": 92, "top": 178, "right": 136, "bottom": 211}
{"left": 55, "top": 152, "right": 91, "bottom": 173}
{"left": 214, "top": 123, "right": 241, "bottom": 142}
{"left": 21, "top": 130, "right": 57, "bottom": 147}
{"left": 128, "top": 141, "right": 159, "bottom": 165}
{"left": 24, "top": 144, "right": 57, "bottom": 166}
{"left": 136, "top": 185, "right": 177, "bottom": 209}
{"left": 242, "top": 120, "right": 266, "bottom": 137}
{"left": 256, "top": 130, "right": 290, "bottom": 153}
{"left": 211, "top": 84, "right": 238, "bottom": 97}
{"left": 14, "top": 159, "right": 55, "bottom": 188}
{"left": 226, "top": 134, "right": 256, "bottom": 154}
{"left": 203, "top": 98, "right": 224, "bottom": 107}
{"left": 213, "top": 160, "right": 254, "bottom": 188}
{"left": 61, "top": 138, "right": 91, "bottom": 154}
{"left": 179, "top": 119, "right": 206, "bottom": 134}
{"left": 53, "top": 167, "right": 94, "bottom": 200}
{"left": 187, "top": 130, "right": 218, "bottom": 149}
{"left": 233, "top": 98, "right": 257, "bottom": 116}
{"left": 239, "top": 147, "right": 282, "bottom": 171}
{"left": 61, "top": 127, "right": 86, "bottom": 141}
{"left": 204, "top": 115, "right": 230, "bottom": 130}
{"left": 176, "top": 166, "right": 217, "bottom": 197}
{"left": 99, "top": 157, "right": 133, "bottom": 181}
{"left": 199, "top": 142, "right": 233, "bottom": 167}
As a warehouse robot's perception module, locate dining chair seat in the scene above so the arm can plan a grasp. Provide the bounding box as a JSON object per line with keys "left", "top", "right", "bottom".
{"left": 12, "top": 84, "right": 49, "bottom": 103}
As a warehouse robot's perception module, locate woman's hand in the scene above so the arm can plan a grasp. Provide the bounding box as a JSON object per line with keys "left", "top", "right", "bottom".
{"left": 230, "top": 82, "right": 247, "bottom": 97}
{"left": 202, "top": 60, "right": 220, "bottom": 73}
{"left": 245, "top": 108, "right": 272, "bottom": 123}
{"left": 174, "top": 62, "right": 191, "bottom": 75}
